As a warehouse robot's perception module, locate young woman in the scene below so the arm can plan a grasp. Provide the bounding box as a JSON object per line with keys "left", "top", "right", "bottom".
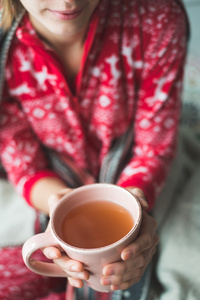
{"left": 0, "top": 0, "right": 188, "bottom": 299}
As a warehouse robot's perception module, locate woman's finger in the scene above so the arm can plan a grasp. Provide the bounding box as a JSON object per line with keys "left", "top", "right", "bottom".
{"left": 53, "top": 254, "right": 90, "bottom": 281}
{"left": 102, "top": 239, "right": 157, "bottom": 279}
{"left": 43, "top": 246, "right": 62, "bottom": 260}
{"left": 102, "top": 243, "right": 158, "bottom": 291}
{"left": 121, "top": 213, "right": 158, "bottom": 260}
{"left": 126, "top": 187, "right": 149, "bottom": 210}
{"left": 48, "top": 189, "right": 73, "bottom": 216}
{"left": 68, "top": 277, "right": 85, "bottom": 289}
{"left": 54, "top": 188, "right": 73, "bottom": 199}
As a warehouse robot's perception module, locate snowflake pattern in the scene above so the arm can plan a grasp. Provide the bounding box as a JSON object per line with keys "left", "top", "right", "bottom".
{"left": 0, "top": 0, "right": 187, "bottom": 208}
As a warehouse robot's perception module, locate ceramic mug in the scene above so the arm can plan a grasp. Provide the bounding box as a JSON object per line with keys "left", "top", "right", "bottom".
{"left": 22, "top": 183, "right": 142, "bottom": 292}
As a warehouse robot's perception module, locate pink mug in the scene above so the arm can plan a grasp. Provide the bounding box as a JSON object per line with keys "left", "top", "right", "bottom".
{"left": 22, "top": 183, "right": 142, "bottom": 292}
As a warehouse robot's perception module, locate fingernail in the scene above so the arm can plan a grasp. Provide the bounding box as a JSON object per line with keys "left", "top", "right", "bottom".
{"left": 111, "top": 285, "right": 120, "bottom": 291}
{"left": 48, "top": 195, "right": 59, "bottom": 208}
{"left": 71, "top": 265, "right": 81, "bottom": 272}
{"left": 122, "top": 250, "right": 133, "bottom": 260}
{"left": 102, "top": 277, "right": 112, "bottom": 285}
{"left": 77, "top": 272, "right": 86, "bottom": 279}
{"left": 103, "top": 267, "right": 115, "bottom": 276}
{"left": 68, "top": 278, "right": 81, "bottom": 288}
{"left": 48, "top": 251, "right": 59, "bottom": 259}
{"left": 48, "top": 194, "right": 59, "bottom": 203}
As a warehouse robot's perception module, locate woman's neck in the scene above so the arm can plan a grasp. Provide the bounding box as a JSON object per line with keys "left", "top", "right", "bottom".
{"left": 30, "top": 14, "right": 88, "bottom": 84}
{"left": 30, "top": 13, "right": 88, "bottom": 50}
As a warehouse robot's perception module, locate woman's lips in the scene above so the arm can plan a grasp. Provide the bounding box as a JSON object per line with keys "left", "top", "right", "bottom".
{"left": 49, "top": 8, "right": 84, "bottom": 20}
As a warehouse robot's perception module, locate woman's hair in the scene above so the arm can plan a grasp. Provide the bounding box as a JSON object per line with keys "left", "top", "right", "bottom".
{"left": 0, "top": 0, "right": 23, "bottom": 31}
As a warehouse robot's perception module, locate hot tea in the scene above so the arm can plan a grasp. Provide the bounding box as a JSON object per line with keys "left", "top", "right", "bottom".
{"left": 61, "top": 200, "right": 134, "bottom": 248}
{"left": 23, "top": 183, "right": 142, "bottom": 292}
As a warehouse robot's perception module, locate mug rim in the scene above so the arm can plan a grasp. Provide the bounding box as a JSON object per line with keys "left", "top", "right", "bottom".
{"left": 50, "top": 183, "right": 142, "bottom": 253}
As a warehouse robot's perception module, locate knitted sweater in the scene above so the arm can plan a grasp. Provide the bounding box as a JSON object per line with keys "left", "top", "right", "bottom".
{"left": 0, "top": 0, "right": 188, "bottom": 209}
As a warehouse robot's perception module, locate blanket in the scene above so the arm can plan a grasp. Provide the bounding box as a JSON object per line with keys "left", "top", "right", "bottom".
{"left": 148, "top": 53, "right": 200, "bottom": 300}
{"left": 0, "top": 180, "right": 36, "bottom": 247}
{"left": 149, "top": 129, "right": 200, "bottom": 300}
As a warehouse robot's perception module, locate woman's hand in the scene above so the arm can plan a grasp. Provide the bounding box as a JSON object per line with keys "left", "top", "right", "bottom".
{"left": 43, "top": 188, "right": 90, "bottom": 288}
{"left": 42, "top": 186, "right": 158, "bottom": 290}
{"left": 100, "top": 187, "right": 159, "bottom": 291}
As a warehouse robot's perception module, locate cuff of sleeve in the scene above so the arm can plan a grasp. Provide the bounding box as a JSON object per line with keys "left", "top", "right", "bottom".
{"left": 118, "top": 178, "right": 155, "bottom": 211}
{"left": 23, "top": 170, "right": 60, "bottom": 206}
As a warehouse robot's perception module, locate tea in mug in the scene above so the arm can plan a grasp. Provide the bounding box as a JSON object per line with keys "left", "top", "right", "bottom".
{"left": 61, "top": 200, "right": 134, "bottom": 248}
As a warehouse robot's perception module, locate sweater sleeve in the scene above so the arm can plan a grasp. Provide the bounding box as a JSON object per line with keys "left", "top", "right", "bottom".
{"left": 117, "top": 2, "right": 188, "bottom": 210}
{"left": 0, "top": 97, "right": 59, "bottom": 205}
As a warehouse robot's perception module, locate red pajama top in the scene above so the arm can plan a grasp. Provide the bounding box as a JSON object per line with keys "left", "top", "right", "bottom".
{"left": 0, "top": 0, "right": 188, "bottom": 210}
